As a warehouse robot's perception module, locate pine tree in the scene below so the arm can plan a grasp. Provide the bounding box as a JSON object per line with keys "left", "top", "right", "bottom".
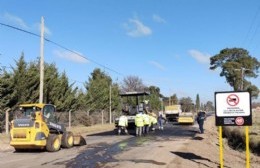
{"left": 12, "top": 53, "right": 29, "bottom": 104}
{"left": 0, "top": 71, "right": 16, "bottom": 108}
{"left": 84, "top": 68, "right": 120, "bottom": 120}
{"left": 148, "top": 86, "right": 162, "bottom": 111}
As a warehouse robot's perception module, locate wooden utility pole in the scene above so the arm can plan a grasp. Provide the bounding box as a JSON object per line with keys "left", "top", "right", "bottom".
{"left": 69, "top": 110, "right": 72, "bottom": 129}
{"left": 109, "top": 85, "right": 112, "bottom": 124}
{"left": 5, "top": 108, "right": 11, "bottom": 134}
{"left": 234, "top": 67, "right": 250, "bottom": 91}
{"left": 39, "top": 17, "right": 44, "bottom": 103}
{"left": 102, "top": 110, "right": 104, "bottom": 125}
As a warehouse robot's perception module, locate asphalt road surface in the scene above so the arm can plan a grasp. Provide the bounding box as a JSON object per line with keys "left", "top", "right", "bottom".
{"left": 0, "top": 123, "right": 198, "bottom": 168}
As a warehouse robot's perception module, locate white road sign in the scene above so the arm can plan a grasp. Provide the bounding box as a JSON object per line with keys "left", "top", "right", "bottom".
{"left": 216, "top": 92, "right": 250, "bottom": 117}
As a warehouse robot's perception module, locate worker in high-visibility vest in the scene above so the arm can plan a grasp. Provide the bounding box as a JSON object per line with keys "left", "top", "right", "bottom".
{"left": 135, "top": 112, "right": 144, "bottom": 136}
{"left": 149, "top": 112, "right": 157, "bottom": 131}
{"left": 142, "top": 112, "right": 150, "bottom": 135}
{"left": 118, "top": 113, "right": 128, "bottom": 135}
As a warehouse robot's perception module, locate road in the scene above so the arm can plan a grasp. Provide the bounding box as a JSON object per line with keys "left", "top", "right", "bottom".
{"left": 0, "top": 123, "right": 198, "bottom": 168}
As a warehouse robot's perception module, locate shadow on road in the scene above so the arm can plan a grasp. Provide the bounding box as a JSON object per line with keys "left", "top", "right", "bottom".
{"left": 119, "top": 159, "right": 166, "bottom": 165}
{"left": 87, "top": 129, "right": 136, "bottom": 136}
{"left": 171, "top": 151, "right": 229, "bottom": 168}
{"left": 192, "top": 136, "right": 204, "bottom": 140}
{"left": 87, "top": 130, "right": 117, "bottom": 136}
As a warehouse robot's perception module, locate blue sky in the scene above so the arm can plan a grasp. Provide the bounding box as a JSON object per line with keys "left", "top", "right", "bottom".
{"left": 0, "top": 0, "right": 260, "bottom": 103}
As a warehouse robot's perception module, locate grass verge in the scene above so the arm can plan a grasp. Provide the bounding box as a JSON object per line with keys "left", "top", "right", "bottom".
{"left": 223, "top": 109, "right": 260, "bottom": 155}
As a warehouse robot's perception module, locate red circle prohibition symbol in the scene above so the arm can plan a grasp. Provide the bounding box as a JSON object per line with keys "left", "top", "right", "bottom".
{"left": 226, "top": 94, "right": 239, "bottom": 106}
{"left": 235, "top": 117, "right": 244, "bottom": 126}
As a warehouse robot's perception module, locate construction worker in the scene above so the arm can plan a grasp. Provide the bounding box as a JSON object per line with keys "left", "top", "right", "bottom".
{"left": 149, "top": 112, "right": 157, "bottom": 131}
{"left": 135, "top": 111, "right": 144, "bottom": 136}
{"left": 197, "top": 111, "right": 206, "bottom": 134}
{"left": 158, "top": 111, "right": 165, "bottom": 130}
{"left": 142, "top": 112, "right": 150, "bottom": 135}
{"left": 118, "top": 112, "right": 128, "bottom": 135}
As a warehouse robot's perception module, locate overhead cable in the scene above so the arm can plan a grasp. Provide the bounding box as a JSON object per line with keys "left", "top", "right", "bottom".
{"left": 0, "top": 22, "right": 123, "bottom": 76}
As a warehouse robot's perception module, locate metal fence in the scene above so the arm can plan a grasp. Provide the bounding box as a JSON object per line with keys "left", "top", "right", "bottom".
{"left": 0, "top": 109, "right": 119, "bottom": 134}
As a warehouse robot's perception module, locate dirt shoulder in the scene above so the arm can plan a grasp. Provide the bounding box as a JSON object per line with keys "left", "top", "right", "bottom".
{"left": 0, "top": 133, "right": 11, "bottom": 152}
{"left": 169, "top": 116, "right": 260, "bottom": 168}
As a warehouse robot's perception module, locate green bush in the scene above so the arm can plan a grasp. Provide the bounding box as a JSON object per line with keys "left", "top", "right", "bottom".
{"left": 223, "top": 121, "right": 259, "bottom": 155}
{"left": 223, "top": 127, "right": 245, "bottom": 151}
{"left": 250, "top": 136, "right": 260, "bottom": 155}
{"left": 0, "top": 111, "right": 5, "bottom": 133}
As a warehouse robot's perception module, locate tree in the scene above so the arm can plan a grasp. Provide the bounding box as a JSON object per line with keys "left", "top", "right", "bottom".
{"left": 205, "top": 101, "right": 214, "bottom": 111}
{"left": 210, "top": 48, "right": 260, "bottom": 98}
{"left": 148, "top": 86, "right": 162, "bottom": 111}
{"left": 179, "top": 97, "right": 194, "bottom": 112}
{"left": 195, "top": 94, "right": 200, "bottom": 112}
{"left": 170, "top": 94, "right": 178, "bottom": 105}
{"left": 0, "top": 53, "right": 80, "bottom": 112}
{"left": 12, "top": 53, "right": 28, "bottom": 104}
{"left": 0, "top": 70, "right": 16, "bottom": 133}
{"left": 161, "top": 94, "right": 178, "bottom": 111}
{"left": 25, "top": 61, "right": 40, "bottom": 103}
{"left": 121, "top": 75, "right": 146, "bottom": 92}
{"left": 84, "top": 68, "right": 120, "bottom": 119}
{"left": 51, "top": 71, "right": 77, "bottom": 111}
{"left": 44, "top": 63, "right": 60, "bottom": 105}
{"left": 85, "top": 68, "right": 111, "bottom": 111}
{"left": 0, "top": 71, "right": 16, "bottom": 109}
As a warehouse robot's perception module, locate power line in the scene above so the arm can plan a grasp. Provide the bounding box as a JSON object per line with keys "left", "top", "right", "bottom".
{"left": 242, "top": 6, "right": 260, "bottom": 48}
{"left": 0, "top": 22, "right": 39, "bottom": 38}
{"left": 0, "top": 22, "right": 124, "bottom": 76}
{"left": 45, "top": 38, "right": 124, "bottom": 76}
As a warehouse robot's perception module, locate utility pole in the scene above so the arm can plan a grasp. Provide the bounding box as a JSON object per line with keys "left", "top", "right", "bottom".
{"left": 234, "top": 67, "right": 250, "bottom": 90}
{"left": 109, "top": 85, "right": 112, "bottom": 124}
{"left": 241, "top": 67, "right": 250, "bottom": 90}
{"left": 69, "top": 110, "right": 72, "bottom": 129}
{"left": 39, "top": 17, "right": 44, "bottom": 103}
{"left": 5, "top": 108, "right": 11, "bottom": 135}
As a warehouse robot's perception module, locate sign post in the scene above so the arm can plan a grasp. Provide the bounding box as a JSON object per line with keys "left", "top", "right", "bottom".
{"left": 215, "top": 91, "right": 251, "bottom": 168}
{"left": 219, "top": 126, "right": 223, "bottom": 168}
{"left": 245, "top": 126, "right": 250, "bottom": 168}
